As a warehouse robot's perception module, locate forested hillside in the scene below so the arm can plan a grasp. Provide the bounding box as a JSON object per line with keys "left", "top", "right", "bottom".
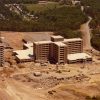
{"left": 0, "top": 1, "right": 88, "bottom": 38}
{"left": 81, "top": 0, "right": 100, "bottom": 51}
{"left": 0, "top": 1, "right": 29, "bottom": 31}
{"left": 0, "top": 0, "right": 38, "bottom": 4}
{"left": 81, "top": 0, "right": 100, "bottom": 28}
{"left": 0, "top": 2, "right": 12, "bottom": 18}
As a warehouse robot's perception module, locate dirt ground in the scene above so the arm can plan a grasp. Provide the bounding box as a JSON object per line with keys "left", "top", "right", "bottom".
{"left": 1, "top": 31, "right": 24, "bottom": 50}
{"left": 1, "top": 31, "right": 53, "bottom": 50}
{"left": 0, "top": 62, "right": 100, "bottom": 100}
{"left": 0, "top": 31, "right": 100, "bottom": 100}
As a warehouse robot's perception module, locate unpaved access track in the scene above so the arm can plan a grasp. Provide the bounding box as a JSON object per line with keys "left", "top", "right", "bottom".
{"left": 0, "top": 79, "right": 46, "bottom": 100}
{"left": 80, "top": 16, "right": 92, "bottom": 50}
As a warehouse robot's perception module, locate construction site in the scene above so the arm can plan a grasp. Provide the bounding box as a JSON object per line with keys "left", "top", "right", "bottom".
{"left": 0, "top": 31, "right": 100, "bottom": 100}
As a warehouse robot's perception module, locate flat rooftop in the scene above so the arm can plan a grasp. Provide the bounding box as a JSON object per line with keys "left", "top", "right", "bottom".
{"left": 13, "top": 47, "right": 33, "bottom": 60}
{"left": 68, "top": 53, "right": 92, "bottom": 61}
{"left": 51, "top": 35, "right": 64, "bottom": 39}
{"left": 54, "top": 42, "right": 66, "bottom": 47}
{"left": 34, "top": 41, "right": 52, "bottom": 44}
{"left": 24, "top": 43, "right": 33, "bottom": 48}
{"left": 64, "top": 38, "right": 82, "bottom": 42}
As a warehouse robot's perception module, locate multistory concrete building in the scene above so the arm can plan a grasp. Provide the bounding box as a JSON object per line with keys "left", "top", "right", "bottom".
{"left": 0, "top": 43, "right": 4, "bottom": 66}
{"left": 63, "top": 38, "right": 83, "bottom": 54}
{"left": 34, "top": 41, "right": 52, "bottom": 62}
{"left": 34, "top": 41, "right": 67, "bottom": 64}
{"left": 51, "top": 35, "right": 64, "bottom": 42}
{"left": 33, "top": 36, "right": 68, "bottom": 64}
{"left": 51, "top": 42, "right": 67, "bottom": 64}
{"left": 33, "top": 36, "right": 86, "bottom": 64}
{"left": 14, "top": 35, "right": 91, "bottom": 64}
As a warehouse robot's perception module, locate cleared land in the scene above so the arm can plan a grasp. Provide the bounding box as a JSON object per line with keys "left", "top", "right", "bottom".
{"left": 1, "top": 31, "right": 53, "bottom": 50}
{"left": 0, "top": 31, "right": 100, "bottom": 100}
{"left": 0, "top": 62, "right": 100, "bottom": 100}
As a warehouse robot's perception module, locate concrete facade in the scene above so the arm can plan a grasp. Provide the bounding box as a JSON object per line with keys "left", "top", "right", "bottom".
{"left": 34, "top": 41, "right": 67, "bottom": 64}
{"left": 34, "top": 41, "right": 52, "bottom": 63}
{"left": 52, "top": 42, "right": 67, "bottom": 64}
{"left": 33, "top": 35, "right": 91, "bottom": 64}
{"left": 14, "top": 35, "right": 91, "bottom": 64}
{"left": 63, "top": 38, "right": 83, "bottom": 54}
{"left": 0, "top": 44, "right": 4, "bottom": 66}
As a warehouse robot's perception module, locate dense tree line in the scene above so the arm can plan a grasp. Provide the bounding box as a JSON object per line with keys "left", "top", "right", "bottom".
{"left": 35, "top": 6, "right": 87, "bottom": 38}
{"left": 81, "top": 0, "right": 100, "bottom": 28}
{"left": 0, "top": 2, "right": 88, "bottom": 38}
{"left": 0, "top": 0, "right": 99, "bottom": 50}
{"left": 91, "top": 29, "right": 100, "bottom": 51}
{"left": 0, "top": 0, "right": 38, "bottom": 4}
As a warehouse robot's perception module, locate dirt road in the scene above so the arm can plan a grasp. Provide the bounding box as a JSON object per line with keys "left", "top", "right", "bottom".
{"left": 80, "top": 16, "right": 92, "bottom": 50}
{"left": 0, "top": 79, "right": 46, "bottom": 100}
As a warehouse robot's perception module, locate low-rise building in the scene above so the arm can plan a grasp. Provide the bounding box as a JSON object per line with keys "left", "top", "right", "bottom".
{"left": 13, "top": 43, "right": 33, "bottom": 63}
{"left": 67, "top": 53, "right": 92, "bottom": 63}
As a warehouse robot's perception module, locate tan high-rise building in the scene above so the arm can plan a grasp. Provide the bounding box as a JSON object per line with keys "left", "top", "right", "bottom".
{"left": 0, "top": 43, "right": 4, "bottom": 66}
{"left": 51, "top": 42, "right": 67, "bottom": 64}
{"left": 63, "top": 38, "right": 83, "bottom": 54}
{"left": 34, "top": 41, "right": 52, "bottom": 62}
{"left": 34, "top": 41, "right": 67, "bottom": 64}
{"left": 33, "top": 36, "right": 86, "bottom": 64}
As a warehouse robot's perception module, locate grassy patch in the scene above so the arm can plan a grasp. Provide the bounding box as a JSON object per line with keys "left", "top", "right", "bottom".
{"left": 24, "top": 2, "right": 66, "bottom": 13}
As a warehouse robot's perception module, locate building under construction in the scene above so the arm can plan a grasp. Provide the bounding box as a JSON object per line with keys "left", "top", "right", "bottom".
{"left": 34, "top": 35, "right": 92, "bottom": 64}
{"left": 14, "top": 35, "right": 92, "bottom": 64}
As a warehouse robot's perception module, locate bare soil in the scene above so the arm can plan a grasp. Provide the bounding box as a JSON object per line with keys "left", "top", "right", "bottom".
{"left": 0, "top": 31, "right": 100, "bottom": 100}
